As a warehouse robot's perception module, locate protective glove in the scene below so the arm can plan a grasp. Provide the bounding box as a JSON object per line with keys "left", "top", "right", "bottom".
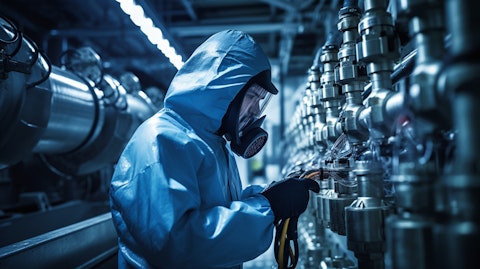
{"left": 261, "top": 177, "right": 320, "bottom": 221}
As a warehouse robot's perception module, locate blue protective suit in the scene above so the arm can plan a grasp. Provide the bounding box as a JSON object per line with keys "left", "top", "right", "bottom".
{"left": 110, "top": 30, "right": 276, "bottom": 269}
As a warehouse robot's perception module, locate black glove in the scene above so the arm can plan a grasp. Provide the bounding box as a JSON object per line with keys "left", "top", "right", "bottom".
{"left": 261, "top": 177, "right": 320, "bottom": 221}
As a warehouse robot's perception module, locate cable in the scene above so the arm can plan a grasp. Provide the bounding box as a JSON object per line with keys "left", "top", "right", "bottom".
{"left": 274, "top": 217, "right": 299, "bottom": 269}
{"left": 300, "top": 169, "right": 323, "bottom": 180}
{"left": 0, "top": 15, "right": 19, "bottom": 47}
{"left": 277, "top": 218, "right": 289, "bottom": 269}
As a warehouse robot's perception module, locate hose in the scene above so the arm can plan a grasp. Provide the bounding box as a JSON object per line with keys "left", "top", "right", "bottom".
{"left": 274, "top": 217, "right": 299, "bottom": 269}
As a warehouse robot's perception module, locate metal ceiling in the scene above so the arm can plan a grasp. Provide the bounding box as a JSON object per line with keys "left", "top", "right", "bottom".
{"left": 1, "top": 0, "right": 340, "bottom": 91}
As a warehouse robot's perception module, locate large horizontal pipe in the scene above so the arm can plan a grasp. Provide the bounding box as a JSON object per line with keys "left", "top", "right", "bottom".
{"left": 1, "top": 16, "right": 157, "bottom": 175}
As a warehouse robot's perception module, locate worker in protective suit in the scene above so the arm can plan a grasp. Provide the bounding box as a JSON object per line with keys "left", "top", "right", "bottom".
{"left": 110, "top": 30, "right": 319, "bottom": 269}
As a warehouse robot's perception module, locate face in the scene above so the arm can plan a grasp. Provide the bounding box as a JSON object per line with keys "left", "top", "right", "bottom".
{"left": 238, "top": 83, "right": 271, "bottom": 135}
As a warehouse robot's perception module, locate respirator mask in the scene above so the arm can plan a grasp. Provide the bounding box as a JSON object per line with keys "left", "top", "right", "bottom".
{"left": 223, "top": 83, "right": 273, "bottom": 158}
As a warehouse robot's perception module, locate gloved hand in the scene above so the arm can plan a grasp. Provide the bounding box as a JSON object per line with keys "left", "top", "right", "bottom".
{"left": 261, "top": 177, "right": 320, "bottom": 221}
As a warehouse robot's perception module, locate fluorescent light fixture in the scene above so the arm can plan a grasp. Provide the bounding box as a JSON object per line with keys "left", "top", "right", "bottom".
{"left": 115, "top": 0, "right": 185, "bottom": 70}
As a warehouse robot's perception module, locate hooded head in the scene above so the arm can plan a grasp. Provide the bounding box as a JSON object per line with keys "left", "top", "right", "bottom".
{"left": 164, "top": 30, "right": 278, "bottom": 146}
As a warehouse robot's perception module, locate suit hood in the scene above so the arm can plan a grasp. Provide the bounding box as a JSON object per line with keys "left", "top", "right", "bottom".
{"left": 164, "top": 30, "right": 274, "bottom": 137}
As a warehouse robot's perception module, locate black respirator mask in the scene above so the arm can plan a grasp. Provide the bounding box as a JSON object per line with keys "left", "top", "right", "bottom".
{"left": 221, "top": 83, "right": 273, "bottom": 159}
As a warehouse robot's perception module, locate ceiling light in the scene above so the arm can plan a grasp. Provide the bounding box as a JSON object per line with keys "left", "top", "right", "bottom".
{"left": 115, "top": 0, "right": 184, "bottom": 70}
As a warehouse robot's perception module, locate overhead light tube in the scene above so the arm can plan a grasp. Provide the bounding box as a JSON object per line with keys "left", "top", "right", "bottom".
{"left": 115, "top": 0, "right": 185, "bottom": 70}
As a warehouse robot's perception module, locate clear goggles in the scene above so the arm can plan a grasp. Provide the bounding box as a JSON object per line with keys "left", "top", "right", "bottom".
{"left": 238, "top": 83, "right": 272, "bottom": 133}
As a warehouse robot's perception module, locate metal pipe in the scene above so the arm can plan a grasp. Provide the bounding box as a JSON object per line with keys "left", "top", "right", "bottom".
{"left": 336, "top": 3, "right": 369, "bottom": 145}
{"left": 385, "top": 2, "right": 446, "bottom": 267}
{"left": 0, "top": 17, "right": 157, "bottom": 176}
{"left": 320, "top": 43, "right": 343, "bottom": 147}
{"left": 435, "top": 1, "right": 480, "bottom": 267}
{"left": 345, "top": 160, "right": 390, "bottom": 269}
{"left": 32, "top": 66, "right": 97, "bottom": 154}
{"left": 357, "top": 0, "right": 400, "bottom": 138}
{"left": 0, "top": 18, "right": 52, "bottom": 166}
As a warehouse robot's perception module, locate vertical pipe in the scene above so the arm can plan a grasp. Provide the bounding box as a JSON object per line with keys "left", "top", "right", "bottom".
{"left": 434, "top": 0, "right": 480, "bottom": 269}
{"left": 356, "top": 0, "right": 400, "bottom": 138}
{"left": 385, "top": 1, "right": 445, "bottom": 269}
